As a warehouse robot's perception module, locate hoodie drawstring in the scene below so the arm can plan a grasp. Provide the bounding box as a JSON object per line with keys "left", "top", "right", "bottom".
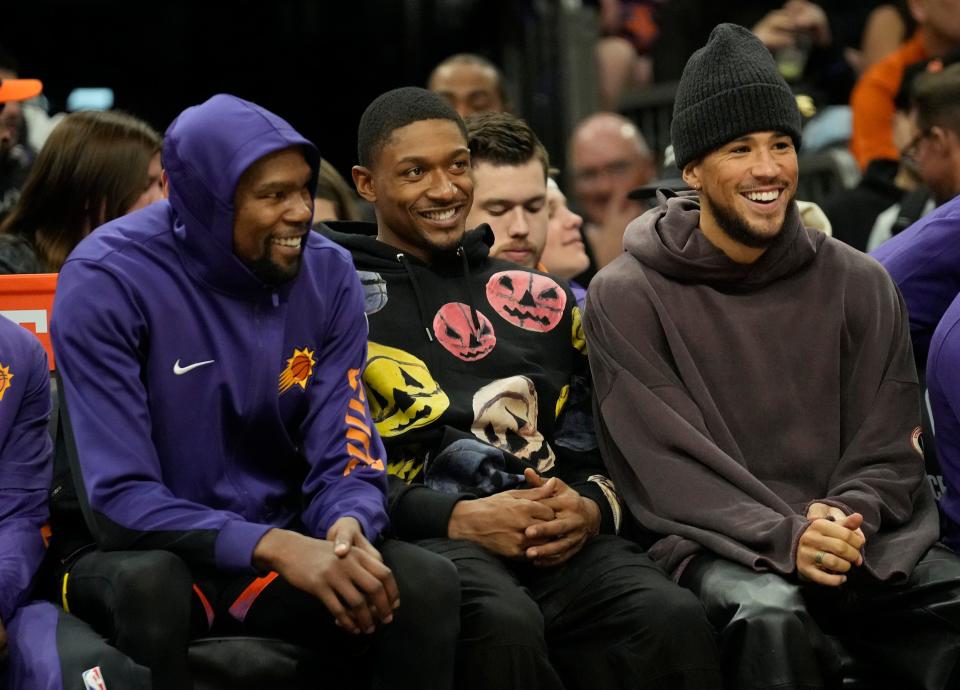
{"left": 458, "top": 245, "right": 483, "bottom": 332}
{"left": 397, "top": 253, "right": 434, "bottom": 343}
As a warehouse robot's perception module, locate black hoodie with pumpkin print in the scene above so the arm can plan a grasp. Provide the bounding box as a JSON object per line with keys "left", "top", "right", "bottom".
{"left": 322, "top": 221, "right": 620, "bottom": 539}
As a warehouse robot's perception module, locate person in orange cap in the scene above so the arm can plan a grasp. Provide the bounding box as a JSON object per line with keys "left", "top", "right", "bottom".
{"left": 0, "top": 70, "right": 42, "bottom": 223}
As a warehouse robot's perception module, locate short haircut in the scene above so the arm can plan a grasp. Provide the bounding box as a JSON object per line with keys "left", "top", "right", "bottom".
{"left": 428, "top": 53, "right": 509, "bottom": 106}
{"left": 912, "top": 63, "right": 960, "bottom": 137}
{"left": 357, "top": 86, "right": 467, "bottom": 168}
{"left": 465, "top": 111, "right": 549, "bottom": 179}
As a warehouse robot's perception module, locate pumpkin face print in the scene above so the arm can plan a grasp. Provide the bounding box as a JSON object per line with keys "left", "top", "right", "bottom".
{"left": 433, "top": 303, "right": 497, "bottom": 362}
{"left": 470, "top": 375, "right": 556, "bottom": 473}
{"left": 363, "top": 342, "right": 450, "bottom": 437}
{"left": 485, "top": 271, "right": 566, "bottom": 332}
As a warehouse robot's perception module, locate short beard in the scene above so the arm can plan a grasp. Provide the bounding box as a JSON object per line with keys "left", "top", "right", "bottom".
{"left": 244, "top": 237, "right": 303, "bottom": 286}
{"left": 707, "top": 192, "right": 785, "bottom": 249}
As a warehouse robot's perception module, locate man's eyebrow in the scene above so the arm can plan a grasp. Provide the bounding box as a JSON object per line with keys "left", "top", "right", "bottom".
{"left": 254, "top": 181, "right": 292, "bottom": 191}
{"left": 730, "top": 131, "right": 790, "bottom": 144}
{"left": 396, "top": 148, "right": 470, "bottom": 165}
{"left": 254, "top": 178, "right": 307, "bottom": 193}
{"left": 481, "top": 193, "right": 546, "bottom": 207}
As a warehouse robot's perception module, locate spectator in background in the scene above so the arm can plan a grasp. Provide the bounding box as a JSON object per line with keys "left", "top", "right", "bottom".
{"left": 865, "top": 60, "right": 960, "bottom": 250}
{"left": 901, "top": 61, "right": 960, "bottom": 207}
{"left": 313, "top": 159, "right": 361, "bottom": 224}
{"left": 0, "top": 110, "right": 162, "bottom": 273}
{"left": 428, "top": 53, "right": 508, "bottom": 118}
{"left": 542, "top": 179, "right": 590, "bottom": 307}
{"left": 0, "top": 56, "right": 42, "bottom": 224}
{"left": 850, "top": 0, "right": 960, "bottom": 171}
{"left": 594, "top": 0, "right": 659, "bottom": 109}
{"left": 872, "top": 64, "right": 960, "bottom": 367}
{"left": 652, "top": 1, "right": 869, "bottom": 106}
{"left": 465, "top": 112, "right": 549, "bottom": 269}
{"left": 857, "top": 2, "right": 916, "bottom": 70}
{"left": 822, "top": 52, "right": 936, "bottom": 251}
{"left": 568, "top": 112, "right": 654, "bottom": 269}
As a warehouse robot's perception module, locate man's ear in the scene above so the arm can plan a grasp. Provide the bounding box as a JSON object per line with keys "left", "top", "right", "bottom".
{"left": 352, "top": 165, "right": 376, "bottom": 203}
{"left": 161, "top": 170, "right": 170, "bottom": 199}
{"left": 930, "top": 126, "right": 952, "bottom": 152}
{"left": 681, "top": 160, "right": 701, "bottom": 191}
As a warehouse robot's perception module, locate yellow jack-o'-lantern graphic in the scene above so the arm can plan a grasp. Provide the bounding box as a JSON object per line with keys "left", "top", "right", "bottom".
{"left": 571, "top": 306, "right": 586, "bottom": 354}
{"left": 363, "top": 342, "right": 450, "bottom": 437}
{"left": 471, "top": 376, "right": 555, "bottom": 472}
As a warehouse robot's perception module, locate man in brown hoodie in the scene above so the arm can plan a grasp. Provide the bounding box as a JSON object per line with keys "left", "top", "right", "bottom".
{"left": 585, "top": 23, "right": 960, "bottom": 690}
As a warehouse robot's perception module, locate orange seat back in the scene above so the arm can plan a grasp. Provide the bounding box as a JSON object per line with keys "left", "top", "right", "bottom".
{"left": 0, "top": 273, "right": 58, "bottom": 370}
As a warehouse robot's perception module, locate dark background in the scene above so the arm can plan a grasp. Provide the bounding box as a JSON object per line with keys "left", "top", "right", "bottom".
{"left": 5, "top": 0, "right": 510, "bottom": 178}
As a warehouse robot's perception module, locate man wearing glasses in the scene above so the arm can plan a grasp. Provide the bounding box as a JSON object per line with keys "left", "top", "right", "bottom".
{"left": 567, "top": 112, "right": 655, "bottom": 269}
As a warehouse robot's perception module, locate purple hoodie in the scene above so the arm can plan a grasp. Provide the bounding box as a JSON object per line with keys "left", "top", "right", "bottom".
{"left": 0, "top": 315, "right": 51, "bottom": 623}
{"left": 871, "top": 194, "right": 960, "bottom": 369}
{"left": 51, "top": 95, "right": 387, "bottom": 574}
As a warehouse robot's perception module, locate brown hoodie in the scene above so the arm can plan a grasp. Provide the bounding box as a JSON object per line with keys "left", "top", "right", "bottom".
{"left": 584, "top": 192, "right": 939, "bottom": 582}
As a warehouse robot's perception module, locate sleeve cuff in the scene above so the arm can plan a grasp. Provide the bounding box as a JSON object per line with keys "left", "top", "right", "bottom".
{"left": 391, "top": 485, "right": 466, "bottom": 540}
{"left": 572, "top": 477, "right": 620, "bottom": 535}
{"left": 215, "top": 520, "right": 274, "bottom": 574}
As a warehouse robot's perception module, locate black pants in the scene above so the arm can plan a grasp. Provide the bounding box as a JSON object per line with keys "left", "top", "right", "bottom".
{"left": 65, "top": 549, "right": 193, "bottom": 690}
{"left": 66, "top": 540, "right": 460, "bottom": 690}
{"left": 681, "top": 545, "right": 960, "bottom": 690}
{"left": 417, "top": 534, "right": 722, "bottom": 690}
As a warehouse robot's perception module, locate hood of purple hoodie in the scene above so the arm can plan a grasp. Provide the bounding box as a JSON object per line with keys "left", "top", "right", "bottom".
{"left": 623, "top": 190, "right": 824, "bottom": 291}
{"left": 163, "top": 94, "right": 320, "bottom": 295}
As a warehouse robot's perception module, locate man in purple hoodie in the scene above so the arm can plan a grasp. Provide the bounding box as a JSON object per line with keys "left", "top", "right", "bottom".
{"left": 0, "top": 311, "right": 151, "bottom": 689}
{"left": 50, "top": 94, "right": 458, "bottom": 688}
{"left": 586, "top": 23, "right": 960, "bottom": 690}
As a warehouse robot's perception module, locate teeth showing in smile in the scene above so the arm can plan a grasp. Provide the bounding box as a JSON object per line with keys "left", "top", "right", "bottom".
{"left": 745, "top": 190, "right": 780, "bottom": 202}
{"left": 421, "top": 208, "right": 458, "bottom": 221}
{"left": 272, "top": 236, "right": 302, "bottom": 247}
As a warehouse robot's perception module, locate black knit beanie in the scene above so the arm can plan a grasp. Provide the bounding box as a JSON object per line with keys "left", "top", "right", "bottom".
{"left": 671, "top": 23, "right": 802, "bottom": 170}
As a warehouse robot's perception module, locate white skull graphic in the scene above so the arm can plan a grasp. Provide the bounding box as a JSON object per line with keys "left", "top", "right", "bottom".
{"left": 470, "top": 376, "right": 555, "bottom": 473}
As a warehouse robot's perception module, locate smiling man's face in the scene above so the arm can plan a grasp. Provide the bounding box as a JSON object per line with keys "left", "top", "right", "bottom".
{"left": 354, "top": 118, "right": 473, "bottom": 263}
{"left": 233, "top": 147, "right": 314, "bottom": 285}
{"left": 683, "top": 130, "right": 798, "bottom": 255}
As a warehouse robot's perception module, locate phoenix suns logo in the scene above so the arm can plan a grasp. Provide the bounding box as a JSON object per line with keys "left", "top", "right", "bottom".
{"left": 278, "top": 347, "right": 316, "bottom": 394}
{"left": 0, "top": 362, "right": 13, "bottom": 401}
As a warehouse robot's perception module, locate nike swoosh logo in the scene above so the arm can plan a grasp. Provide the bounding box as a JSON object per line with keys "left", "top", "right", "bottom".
{"left": 173, "top": 359, "right": 215, "bottom": 375}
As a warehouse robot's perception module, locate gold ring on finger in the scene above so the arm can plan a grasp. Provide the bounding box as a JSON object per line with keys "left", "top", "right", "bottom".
{"left": 814, "top": 551, "right": 825, "bottom": 567}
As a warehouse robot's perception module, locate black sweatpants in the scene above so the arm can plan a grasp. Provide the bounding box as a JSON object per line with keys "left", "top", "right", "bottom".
{"left": 417, "top": 534, "right": 723, "bottom": 690}
{"left": 681, "top": 545, "right": 960, "bottom": 690}
{"left": 65, "top": 540, "right": 460, "bottom": 690}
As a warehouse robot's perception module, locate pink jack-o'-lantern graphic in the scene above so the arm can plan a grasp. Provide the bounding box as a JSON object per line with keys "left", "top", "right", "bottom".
{"left": 485, "top": 271, "right": 566, "bottom": 332}
{"left": 471, "top": 375, "right": 555, "bottom": 473}
{"left": 433, "top": 303, "right": 497, "bottom": 361}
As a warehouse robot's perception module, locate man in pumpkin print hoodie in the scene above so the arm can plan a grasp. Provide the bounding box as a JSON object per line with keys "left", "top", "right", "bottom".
{"left": 585, "top": 24, "right": 960, "bottom": 690}
{"left": 50, "top": 94, "right": 459, "bottom": 688}
{"left": 321, "top": 86, "right": 721, "bottom": 690}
